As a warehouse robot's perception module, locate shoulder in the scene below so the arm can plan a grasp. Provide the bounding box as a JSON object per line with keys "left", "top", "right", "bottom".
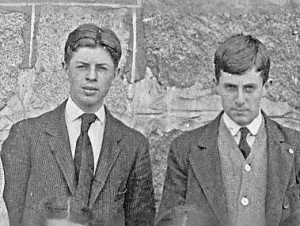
{"left": 8, "top": 103, "right": 64, "bottom": 134}
{"left": 172, "top": 121, "right": 215, "bottom": 146}
{"left": 265, "top": 116, "right": 300, "bottom": 145}
{"left": 169, "top": 121, "right": 216, "bottom": 160}
{"left": 108, "top": 112, "right": 148, "bottom": 145}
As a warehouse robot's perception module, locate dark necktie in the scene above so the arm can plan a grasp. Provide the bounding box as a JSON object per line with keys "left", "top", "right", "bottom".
{"left": 238, "top": 127, "right": 251, "bottom": 159}
{"left": 74, "top": 113, "right": 97, "bottom": 205}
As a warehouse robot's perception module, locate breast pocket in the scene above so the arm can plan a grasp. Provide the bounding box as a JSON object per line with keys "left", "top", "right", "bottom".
{"left": 115, "top": 188, "right": 127, "bottom": 202}
{"left": 110, "top": 179, "right": 127, "bottom": 202}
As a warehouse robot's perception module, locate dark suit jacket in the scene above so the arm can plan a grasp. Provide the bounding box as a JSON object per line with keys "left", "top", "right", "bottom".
{"left": 157, "top": 112, "right": 300, "bottom": 226}
{"left": 1, "top": 101, "right": 155, "bottom": 226}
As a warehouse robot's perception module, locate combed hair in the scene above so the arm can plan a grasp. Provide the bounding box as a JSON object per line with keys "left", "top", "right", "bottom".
{"left": 214, "top": 34, "right": 270, "bottom": 84}
{"left": 64, "top": 23, "right": 122, "bottom": 68}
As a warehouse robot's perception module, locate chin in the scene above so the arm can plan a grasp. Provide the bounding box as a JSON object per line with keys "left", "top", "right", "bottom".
{"left": 232, "top": 117, "right": 251, "bottom": 127}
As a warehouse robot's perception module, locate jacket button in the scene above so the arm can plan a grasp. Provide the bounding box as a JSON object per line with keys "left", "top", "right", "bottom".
{"left": 241, "top": 197, "right": 249, "bottom": 206}
{"left": 244, "top": 164, "right": 251, "bottom": 172}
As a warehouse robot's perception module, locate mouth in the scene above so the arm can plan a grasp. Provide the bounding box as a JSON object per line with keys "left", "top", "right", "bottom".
{"left": 233, "top": 109, "right": 248, "bottom": 114}
{"left": 82, "top": 86, "right": 98, "bottom": 96}
{"left": 82, "top": 86, "right": 98, "bottom": 91}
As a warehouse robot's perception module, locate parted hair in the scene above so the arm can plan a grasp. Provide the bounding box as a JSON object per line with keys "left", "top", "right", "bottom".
{"left": 64, "top": 23, "right": 122, "bottom": 68}
{"left": 214, "top": 34, "right": 270, "bottom": 84}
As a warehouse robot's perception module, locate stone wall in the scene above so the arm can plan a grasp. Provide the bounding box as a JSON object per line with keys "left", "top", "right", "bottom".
{"left": 0, "top": 0, "right": 300, "bottom": 223}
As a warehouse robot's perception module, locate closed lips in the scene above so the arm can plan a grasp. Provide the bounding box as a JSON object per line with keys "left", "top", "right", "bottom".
{"left": 83, "top": 86, "right": 97, "bottom": 90}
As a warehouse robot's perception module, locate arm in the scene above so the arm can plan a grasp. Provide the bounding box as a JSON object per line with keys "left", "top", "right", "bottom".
{"left": 124, "top": 137, "right": 156, "bottom": 226}
{"left": 156, "top": 136, "right": 189, "bottom": 226}
{"left": 1, "top": 121, "right": 31, "bottom": 226}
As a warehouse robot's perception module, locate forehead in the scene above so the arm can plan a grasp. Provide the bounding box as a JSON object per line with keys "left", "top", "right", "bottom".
{"left": 70, "top": 46, "right": 114, "bottom": 65}
{"left": 219, "top": 68, "right": 263, "bottom": 85}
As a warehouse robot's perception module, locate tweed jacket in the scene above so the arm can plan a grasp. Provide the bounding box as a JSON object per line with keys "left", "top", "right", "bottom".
{"left": 1, "top": 101, "right": 155, "bottom": 226}
{"left": 156, "top": 111, "right": 300, "bottom": 226}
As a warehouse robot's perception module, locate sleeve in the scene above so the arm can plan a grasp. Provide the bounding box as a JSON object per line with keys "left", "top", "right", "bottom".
{"left": 1, "top": 121, "right": 31, "bottom": 226}
{"left": 155, "top": 135, "right": 189, "bottom": 226}
{"left": 124, "top": 136, "right": 156, "bottom": 226}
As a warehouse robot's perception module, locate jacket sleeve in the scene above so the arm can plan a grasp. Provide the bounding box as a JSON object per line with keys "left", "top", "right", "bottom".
{"left": 155, "top": 135, "right": 189, "bottom": 226}
{"left": 1, "top": 121, "right": 31, "bottom": 226}
{"left": 124, "top": 137, "right": 156, "bottom": 226}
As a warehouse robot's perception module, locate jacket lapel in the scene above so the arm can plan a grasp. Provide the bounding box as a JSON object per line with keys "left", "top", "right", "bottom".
{"left": 89, "top": 108, "right": 122, "bottom": 207}
{"left": 264, "top": 113, "right": 295, "bottom": 225}
{"left": 189, "top": 112, "right": 229, "bottom": 225}
{"left": 45, "top": 101, "right": 77, "bottom": 195}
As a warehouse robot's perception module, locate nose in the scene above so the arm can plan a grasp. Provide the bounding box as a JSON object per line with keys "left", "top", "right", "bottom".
{"left": 235, "top": 89, "right": 245, "bottom": 106}
{"left": 86, "top": 68, "right": 97, "bottom": 81}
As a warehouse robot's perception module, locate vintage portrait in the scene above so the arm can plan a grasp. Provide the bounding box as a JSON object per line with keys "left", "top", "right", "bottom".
{"left": 0, "top": 0, "right": 300, "bottom": 226}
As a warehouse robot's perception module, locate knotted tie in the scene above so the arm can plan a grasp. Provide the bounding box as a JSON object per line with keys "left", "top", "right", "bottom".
{"left": 74, "top": 113, "right": 97, "bottom": 205}
{"left": 238, "top": 127, "right": 251, "bottom": 159}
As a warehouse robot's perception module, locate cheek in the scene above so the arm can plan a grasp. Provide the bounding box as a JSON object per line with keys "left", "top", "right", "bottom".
{"left": 249, "top": 93, "right": 263, "bottom": 103}
{"left": 69, "top": 74, "right": 83, "bottom": 87}
{"left": 99, "top": 75, "right": 114, "bottom": 87}
{"left": 221, "top": 93, "right": 235, "bottom": 103}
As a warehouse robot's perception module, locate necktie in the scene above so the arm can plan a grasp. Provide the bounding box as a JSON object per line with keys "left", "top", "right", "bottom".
{"left": 238, "top": 127, "right": 251, "bottom": 159}
{"left": 74, "top": 113, "right": 97, "bottom": 205}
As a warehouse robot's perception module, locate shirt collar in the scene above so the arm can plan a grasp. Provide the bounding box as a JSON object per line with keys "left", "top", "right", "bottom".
{"left": 65, "top": 97, "right": 105, "bottom": 123}
{"left": 223, "top": 110, "right": 263, "bottom": 137}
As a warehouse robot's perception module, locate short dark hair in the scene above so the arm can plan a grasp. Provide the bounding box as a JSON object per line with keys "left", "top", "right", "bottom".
{"left": 214, "top": 34, "right": 270, "bottom": 84}
{"left": 64, "top": 23, "right": 122, "bottom": 68}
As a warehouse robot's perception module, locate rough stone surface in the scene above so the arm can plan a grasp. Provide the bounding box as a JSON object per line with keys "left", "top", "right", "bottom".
{"left": 0, "top": 12, "right": 27, "bottom": 111}
{"left": 149, "top": 129, "right": 182, "bottom": 208}
{"left": 0, "top": 0, "right": 139, "bottom": 5}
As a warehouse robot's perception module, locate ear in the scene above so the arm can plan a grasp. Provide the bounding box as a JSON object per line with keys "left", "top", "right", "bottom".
{"left": 62, "top": 61, "right": 68, "bottom": 71}
{"left": 213, "top": 77, "right": 218, "bottom": 85}
{"left": 262, "top": 79, "right": 272, "bottom": 96}
{"left": 62, "top": 61, "right": 70, "bottom": 78}
{"left": 114, "top": 67, "right": 121, "bottom": 78}
{"left": 213, "top": 77, "right": 220, "bottom": 94}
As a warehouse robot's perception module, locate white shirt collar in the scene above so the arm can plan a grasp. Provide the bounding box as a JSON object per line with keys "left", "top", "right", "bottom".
{"left": 223, "top": 110, "right": 263, "bottom": 137}
{"left": 65, "top": 97, "right": 105, "bottom": 123}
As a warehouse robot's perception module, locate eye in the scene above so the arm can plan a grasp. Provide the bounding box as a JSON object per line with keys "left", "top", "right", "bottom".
{"left": 225, "top": 84, "right": 237, "bottom": 92}
{"left": 77, "top": 65, "right": 87, "bottom": 69}
{"left": 244, "top": 85, "right": 256, "bottom": 93}
{"left": 96, "top": 65, "right": 108, "bottom": 71}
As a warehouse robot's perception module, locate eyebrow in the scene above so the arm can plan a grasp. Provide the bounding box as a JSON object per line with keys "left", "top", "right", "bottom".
{"left": 223, "top": 82, "right": 257, "bottom": 87}
{"left": 223, "top": 83, "right": 237, "bottom": 86}
{"left": 76, "top": 61, "right": 110, "bottom": 66}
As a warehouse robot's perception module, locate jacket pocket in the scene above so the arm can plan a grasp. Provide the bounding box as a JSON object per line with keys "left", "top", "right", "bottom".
{"left": 114, "top": 188, "right": 127, "bottom": 202}
{"left": 283, "top": 184, "right": 300, "bottom": 211}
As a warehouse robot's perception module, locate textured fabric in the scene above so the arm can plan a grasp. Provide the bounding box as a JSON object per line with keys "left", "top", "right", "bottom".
{"left": 1, "top": 101, "right": 155, "bottom": 226}
{"left": 65, "top": 97, "right": 105, "bottom": 172}
{"left": 219, "top": 118, "right": 267, "bottom": 226}
{"left": 156, "top": 111, "right": 300, "bottom": 226}
{"left": 74, "top": 114, "right": 97, "bottom": 206}
{"left": 239, "top": 127, "right": 251, "bottom": 158}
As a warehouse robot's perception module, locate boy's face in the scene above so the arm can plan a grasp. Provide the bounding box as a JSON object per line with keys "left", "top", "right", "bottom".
{"left": 215, "top": 68, "right": 268, "bottom": 126}
{"left": 65, "top": 46, "right": 116, "bottom": 113}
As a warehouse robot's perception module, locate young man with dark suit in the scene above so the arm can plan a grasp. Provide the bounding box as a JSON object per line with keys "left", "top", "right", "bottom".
{"left": 1, "top": 23, "right": 155, "bottom": 226}
{"left": 157, "top": 34, "right": 300, "bottom": 226}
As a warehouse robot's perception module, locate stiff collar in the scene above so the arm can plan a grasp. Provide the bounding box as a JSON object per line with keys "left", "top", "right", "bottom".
{"left": 65, "top": 97, "right": 105, "bottom": 123}
{"left": 223, "top": 110, "right": 263, "bottom": 137}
